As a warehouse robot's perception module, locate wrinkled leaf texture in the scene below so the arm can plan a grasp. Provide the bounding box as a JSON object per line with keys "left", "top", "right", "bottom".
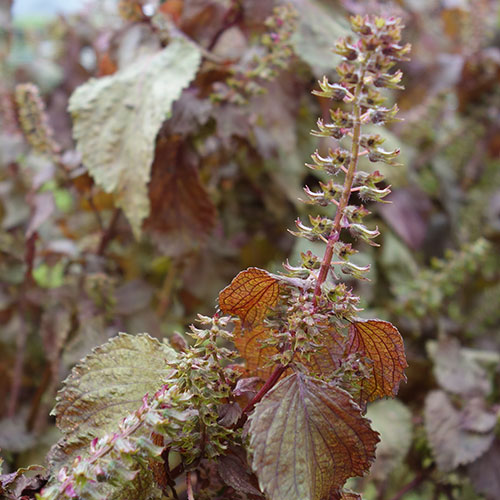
{"left": 69, "top": 37, "right": 201, "bottom": 237}
{"left": 248, "top": 372, "right": 379, "bottom": 500}
{"left": 50, "top": 333, "right": 176, "bottom": 470}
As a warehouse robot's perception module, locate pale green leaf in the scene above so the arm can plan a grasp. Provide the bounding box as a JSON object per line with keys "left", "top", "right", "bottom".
{"left": 366, "top": 399, "right": 413, "bottom": 480}
{"left": 248, "top": 372, "right": 379, "bottom": 500}
{"left": 50, "top": 333, "right": 177, "bottom": 469}
{"left": 69, "top": 38, "right": 201, "bottom": 237}
{"left": 287, "top": 0, "right": 349, "bottom": 75}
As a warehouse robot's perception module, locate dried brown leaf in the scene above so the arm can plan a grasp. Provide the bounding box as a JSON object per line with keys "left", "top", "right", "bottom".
{"left": 145, "top": 135, "right": 216, "bottom": 257}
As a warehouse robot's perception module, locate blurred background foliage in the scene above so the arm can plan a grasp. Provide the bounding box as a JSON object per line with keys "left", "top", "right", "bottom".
{"left": 0, "top": 0, "right": 499, "bottom": 499}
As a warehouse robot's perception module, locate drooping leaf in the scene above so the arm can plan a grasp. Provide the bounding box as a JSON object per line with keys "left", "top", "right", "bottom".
{"left": 233, "top": 321, "right": 277, "bottom": 380}
{"left": 217, "top": 447, "right": 263, "bottom": 497}
{"left": 248, "top": 372, "right": 379, "bottom": 500}
{"left": 345, "top": 319, "right": 407, "bottom": 402}
{"left": 144, "top": 135, "right": 216, "bottom": 257}
{"left": 288, "top": 0, "right": 349, "bottom": 75}
{"left": 69, "top": 37, "right": 201, "bottom": 237}
{"left": 219, "top": 268, "right": 279, "bottom": 327}
{"left": 50, "top": 333, "right": 177, "bottom": 469}
{"left": 467, "top": 439, "right": 500, "bottom": 500}
{"left": 427, "top": 337, "right": 491, "bottom": 396}
{"left": 424, "top": 390, "right": 496, "bottom": 472}
{"left": 366, "top": 399, "right": 413, "bottom": 480}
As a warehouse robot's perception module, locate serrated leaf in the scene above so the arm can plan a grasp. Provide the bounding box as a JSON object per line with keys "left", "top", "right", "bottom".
{"left": 366, "top": 399, "right": 413, "bottom": 480}
{"left": 50, "top": 333, "right": 177, "bottom": 469}
{"left": 233, "top": 321, "right": 277, "bottom": 380}
{"left": 346, "top": 320, "right": 407, "bottom": 402}
{"left": 219, "top": 268, "right": 279, "bottom": 327}
{"left": 424, "top": 390, "right": 495, "bottom": 472}
{"left": 467, "top": 439, "right": 500, "bottom": 500}
{"left": 248, "top": 372, "right": 379, "bottom": 500}
{"left": 427, "top": 337, "right": 491, "bottom": 396}
{"left": 69, "top": 37, "right": 201, "bottom": 237}
{"left": 144, "top": 135, "right": 216, "bottom": 257}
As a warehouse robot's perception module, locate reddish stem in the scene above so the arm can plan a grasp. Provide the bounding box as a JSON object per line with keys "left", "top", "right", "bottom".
{"left": 314, "top": 73, "right": 365, "bottom": 298}
{"left": 242, "top": 364, "right": 287, "bottom": 416}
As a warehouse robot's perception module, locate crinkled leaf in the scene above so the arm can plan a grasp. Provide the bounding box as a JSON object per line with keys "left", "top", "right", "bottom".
{"left": 467, "top": 439, "right": 500, "bottom": 500}
{"left": 366, "top": 399, "right": 413, "bottom": 480}
{"left": 144, "top": 135, "right": 216, "bottom": 257}
{"left": 219, "top": 268, "right": 279, "bottom": 327}
{"left": 346, "top": 319, "right": 407, "bottom": 402}
{"left": 0, "top": 465, "right": 46, "bottom": 499}
{"left": 233, "top": 321, "right": 277, "bottom": 380}
{"left": 50, "top": 333, "right": 177, "bottom": 469}
{"left": 288, "top": 0, "right": 349, "bottom": 75}
{"left": 427, "top": 337, "right": 491, "bottom": 396}
{"left": 425, "top": 390, "right": 495, "bottom": 472}
{"left": 248, "top": 372, "right": 379, "bottom": 500}
{"left": 69, "top": 37, "right": 201, "bottom": 237}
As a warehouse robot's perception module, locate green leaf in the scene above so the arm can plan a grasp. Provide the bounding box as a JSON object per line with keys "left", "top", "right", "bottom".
{"left": 69, "top": 38, "right": 201, "bottom": 237}
{"left": 288, "top": 0, "right": 349, "bottom": 75}
{"left": 425, "top": 390, "right": 496, "bottom": 472}
{"left": 366, "top": 399, "right": 413, "bottom": 480}
{"left": 248, "top": 372, "right": 379, "bottom": 500}
{"left": 50, "top": 333, "right": 177, "bottom": 469}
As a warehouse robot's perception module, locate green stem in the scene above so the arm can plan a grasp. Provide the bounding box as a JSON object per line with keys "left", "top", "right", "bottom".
{"left": 314, "top": 72, "right": 365, "bottom": 298}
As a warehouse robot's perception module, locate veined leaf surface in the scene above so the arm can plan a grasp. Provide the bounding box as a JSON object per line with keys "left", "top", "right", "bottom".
{"left": 346, "top": 319, "right": 407, "bottom": 402}
{"left": 219, "top": 268, "right": 279, "bottom": 327}
{"left": 248, "top": 372, "right": 379, "bottom": 500}
{"left": 69, "top": 38, "right": 201, "bottom": 237}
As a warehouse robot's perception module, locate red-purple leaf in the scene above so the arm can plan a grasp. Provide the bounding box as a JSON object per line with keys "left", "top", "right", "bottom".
{"left": 248, "top": 372, "right": 379, "bottom": 500}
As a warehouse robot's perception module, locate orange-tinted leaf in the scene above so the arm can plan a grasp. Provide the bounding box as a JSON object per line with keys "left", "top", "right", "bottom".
{"left": 233, "top": 321, "right": 277, "bottom": 380}
{"left": 219, "top": 268, "right": 279, "bottom": 327}
{"left": 248, "top": 372, "right": 379, "bottom": 500}
{"left": 145, "top": 136, "right": 216, "bottom": 257}
{"left": 346, "top": 319, "right": 407, "bottom": 402}
{"left": 299, "top": 326, "right": 345, "bottom": 376}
